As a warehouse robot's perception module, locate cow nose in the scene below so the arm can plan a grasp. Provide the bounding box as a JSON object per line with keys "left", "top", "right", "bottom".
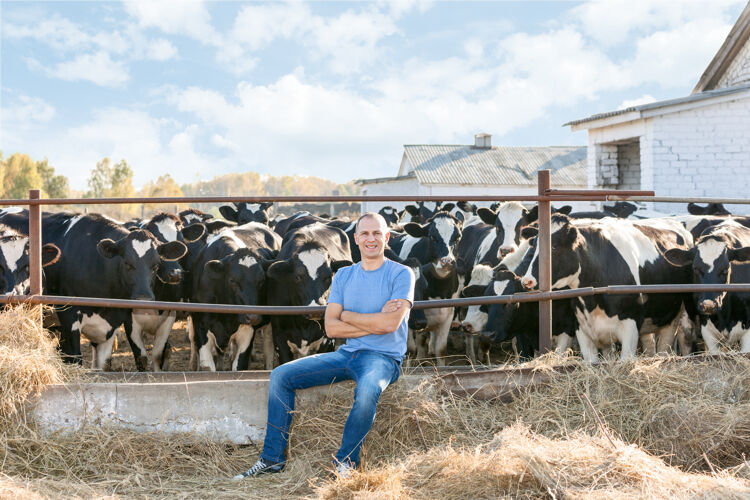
{"left": 699, "top": 299, "right": 717, "bottom": 315}
{"left": 499, "top": 247, "right": 515, "bottom": 258}
{"left": 440, "top": 257, "right": 455, "bottom": 268}
{"left": 461, "top": 322, "right": 474, "bottom": 333}
{"left": 241, "top": 313, "right": 262, "bottom": 325}
{"left": 521, "top": 276, "right": 537, "bottom": 289}
{"left": 168, "top": 269, "right": 182, "bottom": 284}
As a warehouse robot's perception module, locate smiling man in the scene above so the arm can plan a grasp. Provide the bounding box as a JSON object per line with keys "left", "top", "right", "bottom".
{"left": 233, "top": 212, "right": 415, "bottom": 479}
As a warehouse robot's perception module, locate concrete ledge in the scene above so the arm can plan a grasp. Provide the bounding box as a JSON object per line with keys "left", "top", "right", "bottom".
{"left": 30, "top": 373, "right": 432, "bottom": 444}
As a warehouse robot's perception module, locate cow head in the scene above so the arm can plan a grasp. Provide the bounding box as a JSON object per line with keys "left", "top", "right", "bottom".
{"left": 377, "top": 206, "right": 401, "bottom": 227}
{"left": 482, "top": 269, "right": 524, "bottom": 344}
{"left": 403, "top": 212, "right": 462, "bottom": 278}
{"left": 96, "top": 230, "right": 187, "bottom": 301}
{"left": 0, "top": 231, "right": 61, "bottom": 295}
{"left": 520, "top": 214, "right": 581, "bottom": 291}
{"left": 664, "top": 231, "right": 750, "bottom": 316}
{"left": 267, "top": 241, "right": 352, "bottom": 320}
{"left": 687, "top": 202, "right": 731, "bottom": 217}
{"left": 220, "top": 202, "right": 274, "bottom": 225}
{"left": 402, "top": 201, "right": 454, "bottom": 224}
{"left": 403, "top": 258, "right": 427, "bottom": 332}
{"left": 204, "top": 248, "right": 271, "bottom": 325}
{"left": 477, "top": 202, "right": 538, "bottom": 258}
{"left": 179, "top": 208, "right": 214, "bottom": 226}
{"left": 144, "top": 213, "right": 206, "bottom": 245}
{"left": 459, "top": 264, "right": 495, "bottom": 335}
{"left": 284, "top": 321, "right": 332, "bottom": 359}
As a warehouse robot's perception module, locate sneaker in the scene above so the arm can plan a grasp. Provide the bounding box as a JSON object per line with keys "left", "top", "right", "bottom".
{"left": 232, "top": 458, "right": 284, "bottom": 480}
{"left": 334, "top": 461, "right": 355, "bottom": 479}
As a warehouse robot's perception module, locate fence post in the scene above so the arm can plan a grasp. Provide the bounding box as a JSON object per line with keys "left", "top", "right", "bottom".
{"left": 29, "top": 189, "right": 43, "bottom": 297}
{"left": 537, "top": 171, "right": 552, "bottom": 353}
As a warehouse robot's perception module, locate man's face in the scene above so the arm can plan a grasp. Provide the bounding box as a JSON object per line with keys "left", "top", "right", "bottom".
{"left": 354, "top": 216, "right": 390, "bottom": 259}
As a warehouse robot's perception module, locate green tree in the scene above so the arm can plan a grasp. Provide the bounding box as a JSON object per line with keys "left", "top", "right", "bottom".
{"left": 86, "top": 157, "right": 136, "bottom": 219}
{"left": 2, "top": 153, "right": 43, "bottom": 198}
{"left": 36, "top": 158, "right": 70, "bottom": 198}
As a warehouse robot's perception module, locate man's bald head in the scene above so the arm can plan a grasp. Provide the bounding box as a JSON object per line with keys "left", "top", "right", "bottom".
{"left": 355, "top": 212, "right": 388, "bottom": 234}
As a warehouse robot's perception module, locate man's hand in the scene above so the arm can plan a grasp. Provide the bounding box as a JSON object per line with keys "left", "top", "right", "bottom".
{"left": 381, "top": 299, "right": 403, "bottom": 313}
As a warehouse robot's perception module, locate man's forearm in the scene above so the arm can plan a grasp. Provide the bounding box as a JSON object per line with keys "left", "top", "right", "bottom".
{"left": 325, "top": 317, "right": 373, "bottom": 339}
{"left": 340, "top": 310, "right": 399, "bottom": 335}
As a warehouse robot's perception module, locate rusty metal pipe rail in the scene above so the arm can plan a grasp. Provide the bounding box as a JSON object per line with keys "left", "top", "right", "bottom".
{"left": 4, "top": 283, "right": 750, "bottom": 315}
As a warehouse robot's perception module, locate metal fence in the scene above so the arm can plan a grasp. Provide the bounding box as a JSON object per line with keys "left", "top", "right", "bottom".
{"left": 4, "top": 170, "right": 750, "bottom": 354}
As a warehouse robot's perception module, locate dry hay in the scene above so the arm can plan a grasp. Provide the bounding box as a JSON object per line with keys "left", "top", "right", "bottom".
{"left": 1, "top": 305, "right": 750, "bottom": 498}
{"left": 315, "top": 423, "right": 750, "bottom": 499}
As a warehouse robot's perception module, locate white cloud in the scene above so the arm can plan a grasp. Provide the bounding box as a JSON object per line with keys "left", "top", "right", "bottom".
{"left": 3, "top": 15, "right": 89, "bottom": 51}
{"left": 1, "top": 95, "right": 56, "bottom": 130}
{"left": 123, "top": 0, "right": 219, "bottom": 43}
{"left": 146, "top": 38, "right": 178, "bottom": 61}
{"left": 44, "top": 51, "right": 130, "bottom": 87}
{"left": 619, "top": 95, "right": 656, "bottom": 109}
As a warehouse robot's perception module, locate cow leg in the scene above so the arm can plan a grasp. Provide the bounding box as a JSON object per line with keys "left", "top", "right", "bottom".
{"left": 465, "top": 334, "right": 478, "bottom": 366}
{"left": 640, "top": 333, "right": 656, "bottom": 357}
{"left": 57, "top": 309, "right": 83, "bottom": 365}
{"left": 432, "top": 315, "right": 453, "bottom": 367}
{"left": 95, "top": 329, "right": 117, "bottom": 372}
{"left": 415, "top": 330, "right": 429, "bottom": 360}
{"left": 554, "top": 333, "right": 573, "bottom": 355}
{"left": 260, "top": 324, "right": 276, "bottom": 370}
{"left": 199, "top": 331, "right": 218, "bottom": 371}
{"left": 655, "top": 323, "right": 678, "bottom": 355}
{"left": 576, "top": 329, "right": 600, "bottom": 363}
{"left": 229, "top": 324, "right": 255, "bottom": 371}
{"left": 701, "top": 320, "right": 723, "bottom": 354}
{"left": 151, "top": 312, "right": 177, "bottom": 372}
{"left": 617, "top": 319, "right": 639, "bottom": 361}
{"left": 126, "top": 315, "right": 150, "bottom": 372}
{"left": 188, "top": 316, "right": 198, "bottom": 371}
{"left": 89, "top": 342, "right": 99, "bottom": 369}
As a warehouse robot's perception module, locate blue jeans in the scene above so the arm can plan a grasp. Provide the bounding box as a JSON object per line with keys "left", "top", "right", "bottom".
{"left": 260, "top": 348, "right": 401, "bottom": 467}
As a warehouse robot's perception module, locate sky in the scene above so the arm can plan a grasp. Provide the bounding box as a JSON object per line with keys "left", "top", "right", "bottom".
{"left": 1, "top": 0, "right": 747, "bottom": 191}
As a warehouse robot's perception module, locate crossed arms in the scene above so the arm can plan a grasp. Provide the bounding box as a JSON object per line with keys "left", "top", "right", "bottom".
{"left": 324, "top": 299, "right": 412, "bottom": 339}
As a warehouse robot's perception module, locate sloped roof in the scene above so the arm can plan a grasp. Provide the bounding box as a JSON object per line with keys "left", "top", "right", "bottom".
{"left": 565, "top": 82, "right": 750, "bottom": 128}
{"left": 694, "top": 1, "right": 750, "bottom": 93}
{"left": 400, "top": 145, "right": 587, "bottom": 186}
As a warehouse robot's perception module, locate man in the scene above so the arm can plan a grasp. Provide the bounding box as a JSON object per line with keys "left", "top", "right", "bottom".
{"left": 233, "top": 212, "right": 415, "bottom": 479}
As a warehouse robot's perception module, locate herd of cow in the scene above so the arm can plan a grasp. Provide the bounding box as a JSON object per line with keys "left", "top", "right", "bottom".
{"left": 0, "top": 198, "right": 749, "bottom": 372}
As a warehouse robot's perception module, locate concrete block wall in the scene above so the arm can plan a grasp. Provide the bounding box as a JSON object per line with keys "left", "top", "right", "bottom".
{"left": 717, "top": 37, "right": 750, "bottom": 89}
{"left": 596, "top": 144, "right": 619, "bottom": 188}
{"left": 617, "top": 141, "right": 641, "bottom": 190}
{"left": 651, "top": 96, "right": 750, "bottom": 213}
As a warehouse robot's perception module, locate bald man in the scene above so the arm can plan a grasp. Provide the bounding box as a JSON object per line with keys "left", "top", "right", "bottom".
{"left": 234, "top": 212, "right": 415, "bottom": 479}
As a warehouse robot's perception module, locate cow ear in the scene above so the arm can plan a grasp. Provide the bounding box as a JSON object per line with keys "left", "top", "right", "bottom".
{"left": 521, "top": 226, "right": 538, "bottom": 239}
{"left": 454, "top": 211, "right": 465, "bottom": 223}
{"left": 555, "top": 205, "right": 573, "bottom": 215}
{"left": 461, "top": 285, "right": 485, "bottom": 298}
{"left": 261, "top": 202, "right": 274, "bottom": 210}
{"left": 728, "top": 246, "right": 750, "bottom": 263}
{"left": 41, "top": 244, "right": 61, "bottom": 267}
{"left": 441, "top": 203, "right": 455, "bottom": 212}
{"left": 97, "top": 239, "right": 122, "bottom": 259}
{"left": 525, "top": 205, "right": 539, "bottom": 223}
{"left": 559, "top": 224, "right": 578, "bottom": 247}
{"left": 477, "top": 207, "right": 497, "bottom": 225}
{"left": 403, "top": 222, "right": 428, "bottom": 238}
{"left": 404, "top": 204, "right": 419, "bottom": 216}
{"left": 157, "top": 241, "right": 188, "bottom": 261}
{"left": 331, "top": 260, "right": 352, "bottom": 272}
{"left": 457, "top": 201, "right": 476, "bottom": 214}
{"left": 205, "top": 220, "right": 234, "bottom": 233}
{"left": 205, "top": 259, "right": 225, "bottom": 279}
{"left": 181, "top": 223, "right": 205, "bottom": 243}
{"left": 219, "top": 205, "right": 238, "bottom": 222}
{"left": 663, "top": 248, "right": 695, "bottom": 268}
{"left": 267, "top": 259, "right": 294, "bottom": 278}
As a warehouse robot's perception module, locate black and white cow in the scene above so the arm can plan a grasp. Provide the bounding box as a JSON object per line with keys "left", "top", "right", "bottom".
{"left": 273, "top": 211, "right": 326, "bottom": 237}
{"left": 477, "top": 202, "right": 540, "bottom": 259}
{"left": 266, "top": 223, "right": 352, "bottom": 364}
{"left": 219, "top": 202, "right": 274, "bottom": 225}
{"left": 687, "top": 202, "right": 731, "bottom": 216}
{"left": 0, "top": 224, "right": 61, "bottom": 295}
{"left": 664, "top": 220, "right": 750, "bottom": 353}
{"left": 125, "top": 213, "right": 205, "bottom": 371}
{"left": 520, "top": 215, "right": 693, "bottom": 362}
{"left": 401, "top": 201, "right": 454, "bottom": 224}
{"left": 179, "top": 208, "right": 214, "bottom": 226}
{"left": 377, "top": 206, "right": 401, "bottom": 227}
{"left": 42, "top": 213, "right": 187, "bottom": 369}
{"left": 188, "top": 224, "right": 278, "bottom": 371}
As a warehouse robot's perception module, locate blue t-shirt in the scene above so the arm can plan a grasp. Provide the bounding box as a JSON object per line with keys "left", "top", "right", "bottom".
{"left": 328, "top": 258, "right": 415, "bottom": 360}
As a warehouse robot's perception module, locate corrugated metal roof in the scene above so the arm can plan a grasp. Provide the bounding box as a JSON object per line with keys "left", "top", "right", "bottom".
{"left": 565, "top": 82, "right": 750, "bottom": 127}
{"left": 402, "top": 145, "right": 587, "bottom": 187}
{"left": 356, "top": 172, "right": 416, "bottom": 185}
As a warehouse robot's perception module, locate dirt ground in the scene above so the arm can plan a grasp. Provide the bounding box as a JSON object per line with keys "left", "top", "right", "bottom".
{"left": 81, "top": 321, "right": 516, "bottom": 372}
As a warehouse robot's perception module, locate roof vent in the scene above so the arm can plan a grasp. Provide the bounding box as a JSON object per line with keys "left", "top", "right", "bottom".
{"left": 474, "top": 133, "right": 491, "bottom": 148}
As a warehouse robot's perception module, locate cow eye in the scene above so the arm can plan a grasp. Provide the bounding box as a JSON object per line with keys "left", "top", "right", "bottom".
{"left": 125, "top": 263, "right": 135, "bottom": 271}
{"left": 294, "top": 274, "right": 303, "bottom": 283}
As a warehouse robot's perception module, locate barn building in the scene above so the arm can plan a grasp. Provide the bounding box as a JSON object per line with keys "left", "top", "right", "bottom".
{"left": 357, "top": 134, "right": 593, "bottom": 214}
{"left": 567, "top": 2, "right": 750, "bottom": 213}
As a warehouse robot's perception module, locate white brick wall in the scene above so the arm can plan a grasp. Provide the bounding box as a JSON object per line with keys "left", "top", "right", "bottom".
{"left": 617, "top": 142, "right": 641, "bottom": 189}
{"left": 651, "top": 95, "right": 750, "bottom": 213}
{"left": 717, "top": 36, "right": 750, "bottom": 89}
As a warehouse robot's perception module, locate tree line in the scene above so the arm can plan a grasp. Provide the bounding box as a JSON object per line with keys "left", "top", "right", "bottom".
{"left": 0, "top": 152, "right": 361, "bottom": 220}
